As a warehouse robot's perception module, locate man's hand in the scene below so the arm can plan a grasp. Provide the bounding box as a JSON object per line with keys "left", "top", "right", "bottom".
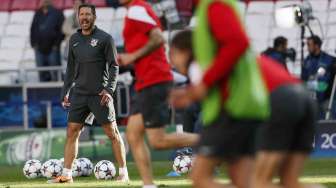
{"left": 62, "top": 96, "right": 71, "bottom": 109}
{"left": 99, "top": 89, "right": 112, "bottom": 106}
{"left": 118, "top": 53, "right": 137, "bottom": 66}
{"left": 170, "top": 88, "right": 193, "bottom": 108}
{"left": 170, "top": 82, "right": 208, "bottom": 108}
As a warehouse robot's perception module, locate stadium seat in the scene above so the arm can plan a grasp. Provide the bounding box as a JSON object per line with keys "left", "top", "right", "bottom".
{"left": 328, "top": 10, "right": 336, "bottom": 24}
{"left": 63, "top": 9, "right": 74, "bottom": 18}
{"left": 308, "top": 0, "right": 329, "bottom": 12}
{"left": 331, "top": 0, "right": 336, "bottom": 10}
{"left": 245, "top": 14, "right": 272, "bottom": 40}
{"left": 115, "top": 7, "right": 127, "bottom": 19}
{"left": 0, "top": 12, "right": 9, "bottom": 25}
{"left": 89, "top": 0, "right": 107, "bottom": 7}
{"left": 326, "top": 24, "right": 336, "bottom": 38}
{"left": 275, "top": 0, "right": 301, "bottom": 9}
{"left": 22, "top": 48, "right": 35, "bottom": 63}
{"left": 251, "top": 39, "right": 268, "bottom": 53}
{"left": 4, "top": 24, "right": 30, "bottom": 37}
{"left": 0, "top": 49, "right": 23, "bottom": 62}
{"left": 96, "top": 7, "right": 114, "bottom": 21}
{"left": 0, "top": 0, "right": 12, "bottom": 11}
{"left": 237, "top": 1, "right": 246, "bottom": 16}
{"left": 111, "top": 20, "right": 124, "bottom": 47}
{"left": 11, "top": 0, "right": 39, "bottom": 11}
{"left": 313, "top": 12, "right": 328, "bottom": 25}
{"left": 96, "top": 21, "right": 112, "bottom": 34}
{"left": 9, "top": 11, "right": 34, "bottom": 24}
{"left": 50, "top": 0, "right": 65, "bottom": 10}
{"left": 247, "top": 1, "right": 274, "bottom": 14}
{"left": 64, "top": 0, "right": 74, "bottom": 9}
{"left": 0, "top": 37, "right": 26, "bottom": 49}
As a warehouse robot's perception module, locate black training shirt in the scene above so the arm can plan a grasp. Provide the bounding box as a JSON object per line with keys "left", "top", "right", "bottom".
{"left": 61, "top": 26, "right": 119, "bottom": 100}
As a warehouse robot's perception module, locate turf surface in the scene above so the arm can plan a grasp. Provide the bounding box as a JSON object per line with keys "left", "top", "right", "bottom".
{"left": 0, "top": 159, "right": 335, "bottom": 188}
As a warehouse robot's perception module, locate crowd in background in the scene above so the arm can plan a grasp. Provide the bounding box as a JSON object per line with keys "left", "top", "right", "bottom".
{"left": 28, "top": 0, "right": 336, "bottom": 120}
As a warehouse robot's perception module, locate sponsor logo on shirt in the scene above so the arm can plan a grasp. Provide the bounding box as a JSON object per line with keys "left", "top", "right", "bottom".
{"left": 90, "top": 38, "right": 98, "bottom": 47}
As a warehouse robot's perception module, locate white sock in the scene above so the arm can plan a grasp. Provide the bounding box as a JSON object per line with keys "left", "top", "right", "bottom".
{"left": 143, "top": 185, "right": 157, "bottom": 188}
{"left": 62, "top": 168, "right": 72, "bottom": 178}
{"left": 119, "top": 167, "right": 129, "bottom": 177}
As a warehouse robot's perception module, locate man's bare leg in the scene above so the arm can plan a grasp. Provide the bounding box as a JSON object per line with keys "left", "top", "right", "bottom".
{"left": 102, "top": 121, "right": 128, "bottom": 181}
{"left": 190, "top": 155, "right": 235, "bottom": 188}
{"left": 48, "top": 122, "right": 83, "bottom": 183}
{"left": 126, "top": 114, "right": 154, "bottom": 186}
{"left": 280, "top": 153, "right": 326, "bottom": 188}
{"left": 228, "top": 156, "right": 254, "bottom": 188}
{"left": 251, "top": 151, "right": 285, "bottom": 188}
{"left": 145, "top": 127, "right": 199, "bottom": 150}
{"left": 64, "top": 122, "right": 84, "bottom": 170}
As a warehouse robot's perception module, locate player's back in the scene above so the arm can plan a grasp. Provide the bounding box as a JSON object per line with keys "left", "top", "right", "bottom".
{"left": 258, "top": 55, "right": 300, "bottom": 92}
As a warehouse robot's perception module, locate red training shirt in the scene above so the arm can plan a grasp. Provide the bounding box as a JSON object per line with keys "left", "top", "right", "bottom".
{"left": 203, "top": 2, "right": 299, "bottom": 101}
{"left": 123, "top": 0, "right": 173, "bottom": 91}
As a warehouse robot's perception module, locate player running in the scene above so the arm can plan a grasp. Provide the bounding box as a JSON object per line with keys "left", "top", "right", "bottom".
{"left": 117, "top": 0, "right": 199, "bottom": 187}
{"left": 50, "top": 3, "right": 128, "bottom": 183}
{"left": 170, "top": 1, "right": 324, "bottom": 187}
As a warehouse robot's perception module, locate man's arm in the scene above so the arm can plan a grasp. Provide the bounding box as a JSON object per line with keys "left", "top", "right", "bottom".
{"left": 30, "top": 12, "right": 38, "bottom": 48}
{"left": 61, "top": 38, "right": 76, "bottom": 101}
{"left": 119, "top": 28, "right": 164, "bottom": 65}
{"left": 201, "top": 2, "right": 250, "bottom": 89}
{"left": 103, "top": 36, "right": 119, "bottom": 95}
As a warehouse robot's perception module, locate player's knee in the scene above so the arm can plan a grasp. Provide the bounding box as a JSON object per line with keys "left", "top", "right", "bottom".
{"left": 66, "top": 125, "right": 82, "bottom": 139}
{"left": 149, "top": 140, "right": 166, "bottom": 150}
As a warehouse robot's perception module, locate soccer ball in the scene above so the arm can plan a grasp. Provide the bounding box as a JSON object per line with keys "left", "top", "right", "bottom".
{"left": 173, "top": 155, "right": 193, "bottom": 174}
{"left": 78, "top": 158, "right": 93, "bottom": 177}
{"left": 94, "top": 160, "right": 116, "bottom": 180}
{"left": 41, "top": 159, "right": 63, "bottom": 179}
{"left": 72, "top": 159, "right": 83, "bottom": 177}
{"left": 59, "top": 157, "right": 64, "bottom": 166}
{"left": 23, "top": 159, "right": 42, "bottom": 179}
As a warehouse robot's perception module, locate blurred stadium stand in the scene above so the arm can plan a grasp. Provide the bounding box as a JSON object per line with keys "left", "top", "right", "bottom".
{"left": 0, "top": 0, "right": 336, "bottom": 128}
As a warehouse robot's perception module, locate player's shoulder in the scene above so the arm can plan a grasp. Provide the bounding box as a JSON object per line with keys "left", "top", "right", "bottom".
{"left": 69, "top": 32, "right": 80, "bottom": 43}
{"left": 127, "top": 4, "right": 156, "bottom": 25}
{"left": 95, "top": 27, "right": 113, "bottom": 41}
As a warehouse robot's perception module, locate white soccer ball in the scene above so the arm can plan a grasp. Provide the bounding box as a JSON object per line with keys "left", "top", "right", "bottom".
{"left": 173, "top": 155, "right": 193, "bottom": 174}
{"left": 78, "top": 158, "right": 93, "bottom": 176}
{"left": 41, "top": 159, "right": 63, "bottom": 179}
{"left": 71, "top": 159, "right": 83, "bottom": 177}
{"left": 94, "top": 160, "right": 116, "bottom": 180}
{"left": 23, "top": 159, "right": 42, "bottom": 179}
{"left": 59, "top": 157, "right": 64, "bottom": 166}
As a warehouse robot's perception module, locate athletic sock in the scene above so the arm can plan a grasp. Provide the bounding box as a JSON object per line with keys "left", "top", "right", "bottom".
{"left": 143, "top": 185, "right": 157, "bottom": 188}
{"left": 62, "top": 168, "right": 72, "bottom": 178}
{"left": 119, "top": 167, "right": 129, "bottom": 177}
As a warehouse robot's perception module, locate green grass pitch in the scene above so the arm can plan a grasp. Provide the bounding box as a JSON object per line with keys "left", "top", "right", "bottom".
{"left": 0, "top": 159, "right": 335, "bottom": 188}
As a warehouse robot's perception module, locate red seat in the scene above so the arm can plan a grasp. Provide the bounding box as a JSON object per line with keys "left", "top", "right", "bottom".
{"left": 63, "top": 0, "right": 74, "bottom": 9}
{"left": 89, "top": 0, "right": 107, "bottom": 7}
{"left": 0, "top": 0, "right": 12, "bottom": 11}
{"left": 11, "top": 0, "right": 39, "bottom": 11}
{"left": 52, "top": 0, "right": 65, "bottom": 10}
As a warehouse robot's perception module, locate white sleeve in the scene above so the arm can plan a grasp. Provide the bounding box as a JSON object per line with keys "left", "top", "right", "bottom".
{"left": 127, "top": 5, "right": 157, "bottom": 26}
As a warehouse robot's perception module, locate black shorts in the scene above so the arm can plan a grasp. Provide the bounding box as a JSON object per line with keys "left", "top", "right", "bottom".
{"left": 68, "top": 93, "right": 116, "bottom": 124}
{"left": 257, "top": 84, "right": 317, "bottom": 153}
{"left": 197, "top": 111, "right": 260, "bottom": 160}
{"left": 130, "top": 81, "right": 172, "bottom": 128}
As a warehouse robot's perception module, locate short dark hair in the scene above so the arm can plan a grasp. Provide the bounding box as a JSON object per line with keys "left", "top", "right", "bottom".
{"left": 308, "top": 35, "right": 322, "bottom": 48}
{"left": 273, "top": 36, "right": 287, "bottom": 48}
{"left": 171, "top": 29, "right": 194, "bottom": 66}
{"left": 171, "top": 30, "right": 193, "bottom": 51}
{"left": 78, "top": 3, "right": 96, "bottom": 16}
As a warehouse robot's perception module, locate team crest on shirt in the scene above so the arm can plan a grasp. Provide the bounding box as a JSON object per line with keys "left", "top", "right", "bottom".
{"left": 90, "top": 38, "right": 98, "bottom": 47}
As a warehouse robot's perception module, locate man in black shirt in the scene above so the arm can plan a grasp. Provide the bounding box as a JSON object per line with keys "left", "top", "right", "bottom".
{"left": 49, "top": 3, "right": 128, "bottom": 183}
{"left": 30, "top": 0, "right": 64, "bottom": 82}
